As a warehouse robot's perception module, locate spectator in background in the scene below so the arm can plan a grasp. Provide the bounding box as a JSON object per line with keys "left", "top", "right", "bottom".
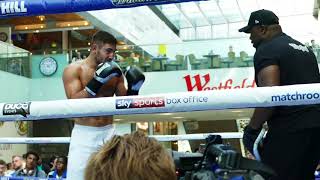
{"left": 11, "top": 155, "right": 24, "bottom": 175}
{"left": 115, "top": 54, "right": 124, "bottom": 62}
{"left": 228, "top": 45, "right": 236, "bottom": 60}
{"left": 37, "top": 156, "right": 50, "bottom": 174}
{"left": 305, "top": 42, "right": 311, "bottom": 48}
{"left": 71, "top": 51, "right": 82, "bottom": 63}
{"left": 0, "top": 159, "right": 6, "bottom": 177}
{"left": 5, "top": 162, "right": 14, "bottom": 176}
{"left": 311, "top": 39, "right": 319, "bottom": 49}
{"left": 7, "top": 59, "right": 23, "bottom": 76}
{"left": 84, "top": 131, "right": 176, "bottom": 180}
{"left": 48, "top": 156, "right": 67, "bottom": 179}
{"left": 13, "top": 151, "right": 46, "bottom": 178}
{"left": 130, "top": 52, "right": 139, "bottom": 64}
{"left": 311, "top": 39, "right": 320, "bottom": 58}
{"left": 49, "top": 155, "right": 58, "bottom": 172}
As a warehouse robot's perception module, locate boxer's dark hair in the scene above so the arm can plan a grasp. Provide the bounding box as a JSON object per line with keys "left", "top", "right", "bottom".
{"left": 91, "top": 31, "right": 117, "bottom": 47}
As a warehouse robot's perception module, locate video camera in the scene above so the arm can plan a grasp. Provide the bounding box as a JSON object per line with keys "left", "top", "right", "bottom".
{"left": 171, "top": 135, "right": 276, "bottom": 180}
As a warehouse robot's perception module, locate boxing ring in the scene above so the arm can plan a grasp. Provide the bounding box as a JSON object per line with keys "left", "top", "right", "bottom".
{"left": 1, "top": 83, "right": 319, "bottom": 143}
{"left": 0, "top": 0, "right": 319, "bottom": 145}
{"left": 0, "top": 1, "right": 319, "bottom": 145}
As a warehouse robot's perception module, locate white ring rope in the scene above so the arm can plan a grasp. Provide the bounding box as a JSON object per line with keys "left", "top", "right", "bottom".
{"left": 0, "top": 133, "right": 243, "bottom": 144}
{"left": 0, "top": 83, "right": 319, "bottom": 121}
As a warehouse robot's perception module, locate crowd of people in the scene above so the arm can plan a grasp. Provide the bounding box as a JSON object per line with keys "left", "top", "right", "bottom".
{"left": 0, "top": 152, "right": 67, "bottom": 179}
{"left": 0, "top": 131, "right": 176, "bottom": 180}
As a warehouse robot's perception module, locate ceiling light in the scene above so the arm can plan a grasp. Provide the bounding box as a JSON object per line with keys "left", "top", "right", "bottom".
{"left": 118, "top": 41, "right": 126, "bottom": 45}
{"left": 37, "top": 15, "right": 45, "bottom": 21}
{"left": 56, "top": 21, "right": 90, "bottom": 28}
{"left": 15, "top": 24, "right": 46, "bottom": 30}
{"left": 231, "top": 110, "right": 242, "bottom": 113}
{"left": 172, "top": 116, "right": 184, "bottom": 119}
{"left": 137, "top": 122, "right": 148, "bottom": 130}
{"left": 160, "top": 113, "right": 173, "bottom": 116}
{"left": 87, "top": 42, "right": 91, "bottom": 46}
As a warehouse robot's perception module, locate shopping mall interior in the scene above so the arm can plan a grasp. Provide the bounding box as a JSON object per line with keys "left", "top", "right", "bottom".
{"left": 0, "top": 0, "right": 320, "bottom": 167}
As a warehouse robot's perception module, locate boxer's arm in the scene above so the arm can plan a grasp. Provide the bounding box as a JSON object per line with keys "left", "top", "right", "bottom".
{"left": 63, "top": 66, "right": 91, "bottom": 99}
{"left": 249, "top": 65, "right": 280, "bottom": 129}
{"left": 115, "top": 76, "right": 127, "bottom": 96}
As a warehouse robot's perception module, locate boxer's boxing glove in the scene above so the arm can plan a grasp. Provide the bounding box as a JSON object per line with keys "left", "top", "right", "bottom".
{"left": 125, "top": 66, "right": 145, "bottom": 95}
{"left": 85, "top": 61, "right": 122, "bottom": 96}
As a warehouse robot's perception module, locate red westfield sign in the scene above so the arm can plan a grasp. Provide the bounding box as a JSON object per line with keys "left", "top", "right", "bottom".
{"left": 184, "top": 73, "right": 256, "bottom": 91}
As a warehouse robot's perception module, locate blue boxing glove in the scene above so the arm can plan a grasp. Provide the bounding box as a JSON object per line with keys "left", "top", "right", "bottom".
{"left": 125, "top": 66, "right": 145, "bottom": 95}
{"left": 243, "top": 125, "right": 261, "bottom": 155}
{"left": 85, "top": 61, "right": 122, "bottom": 96}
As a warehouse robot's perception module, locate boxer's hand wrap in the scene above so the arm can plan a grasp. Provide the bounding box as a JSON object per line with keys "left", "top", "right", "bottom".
{"left": 85, "top": 61, "right": 122, "bottom": 96}
{"left": 243, "top": 125, "right": 261, "bottom": 155}
{"left": 125, "top": 66, "right": 145, "bottom": 95}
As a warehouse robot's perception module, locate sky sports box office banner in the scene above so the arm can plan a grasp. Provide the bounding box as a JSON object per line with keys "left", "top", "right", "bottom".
{"left": 3, "top": 67, "right": 320, "bottom": 121}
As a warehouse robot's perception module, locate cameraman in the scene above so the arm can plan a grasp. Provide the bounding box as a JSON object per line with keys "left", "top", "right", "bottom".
{"left": 239, "top": 9, "right": 320, "bottom": 180}
{"left": 84, "top": 131, "right": 176, "bottom": 180}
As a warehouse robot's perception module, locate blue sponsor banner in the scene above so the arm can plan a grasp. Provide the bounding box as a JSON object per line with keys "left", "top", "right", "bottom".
{"left": 0, "top": 0, "right": 204, "bottom": 18}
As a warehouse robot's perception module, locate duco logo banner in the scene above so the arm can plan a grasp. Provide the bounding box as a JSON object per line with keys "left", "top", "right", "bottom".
{"left": 3, "top": 102, "right": 31, "bottom": 117}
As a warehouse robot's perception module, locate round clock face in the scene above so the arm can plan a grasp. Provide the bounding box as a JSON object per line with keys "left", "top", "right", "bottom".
{"left": 39, "top": 57, "right": 58, "bottom": 76}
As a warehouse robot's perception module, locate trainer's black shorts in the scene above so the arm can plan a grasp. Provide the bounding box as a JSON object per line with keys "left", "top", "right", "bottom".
{"left": 261, "top": 127, "right": 320, "bottom": 180}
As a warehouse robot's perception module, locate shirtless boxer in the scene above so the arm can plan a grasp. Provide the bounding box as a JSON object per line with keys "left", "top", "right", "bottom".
{"left": 62, "top": 31, "right": 144, "bottom": 180}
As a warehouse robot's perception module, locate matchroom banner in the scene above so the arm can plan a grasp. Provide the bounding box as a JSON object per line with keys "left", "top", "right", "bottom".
{"left": 0, "top": 0, "right": 204, "bottom": 18}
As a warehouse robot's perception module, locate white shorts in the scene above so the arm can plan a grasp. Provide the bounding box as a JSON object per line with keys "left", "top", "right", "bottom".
{"left": 67, "top": 124, "right": 115, "bottom": 180}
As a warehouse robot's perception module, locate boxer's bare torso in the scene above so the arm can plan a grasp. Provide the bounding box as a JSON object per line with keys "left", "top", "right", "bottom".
{"left": 63, "top": 59, "right": 127, "bottom": 127}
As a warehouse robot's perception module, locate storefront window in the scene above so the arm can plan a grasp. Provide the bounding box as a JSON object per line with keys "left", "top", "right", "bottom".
{"left": 133, "top": 121, "right": 178, "bottom": 150}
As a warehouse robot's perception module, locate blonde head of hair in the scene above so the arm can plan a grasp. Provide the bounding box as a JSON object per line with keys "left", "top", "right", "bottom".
{"left": 85, "top": 131, "right": 176, "bottom": 180}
